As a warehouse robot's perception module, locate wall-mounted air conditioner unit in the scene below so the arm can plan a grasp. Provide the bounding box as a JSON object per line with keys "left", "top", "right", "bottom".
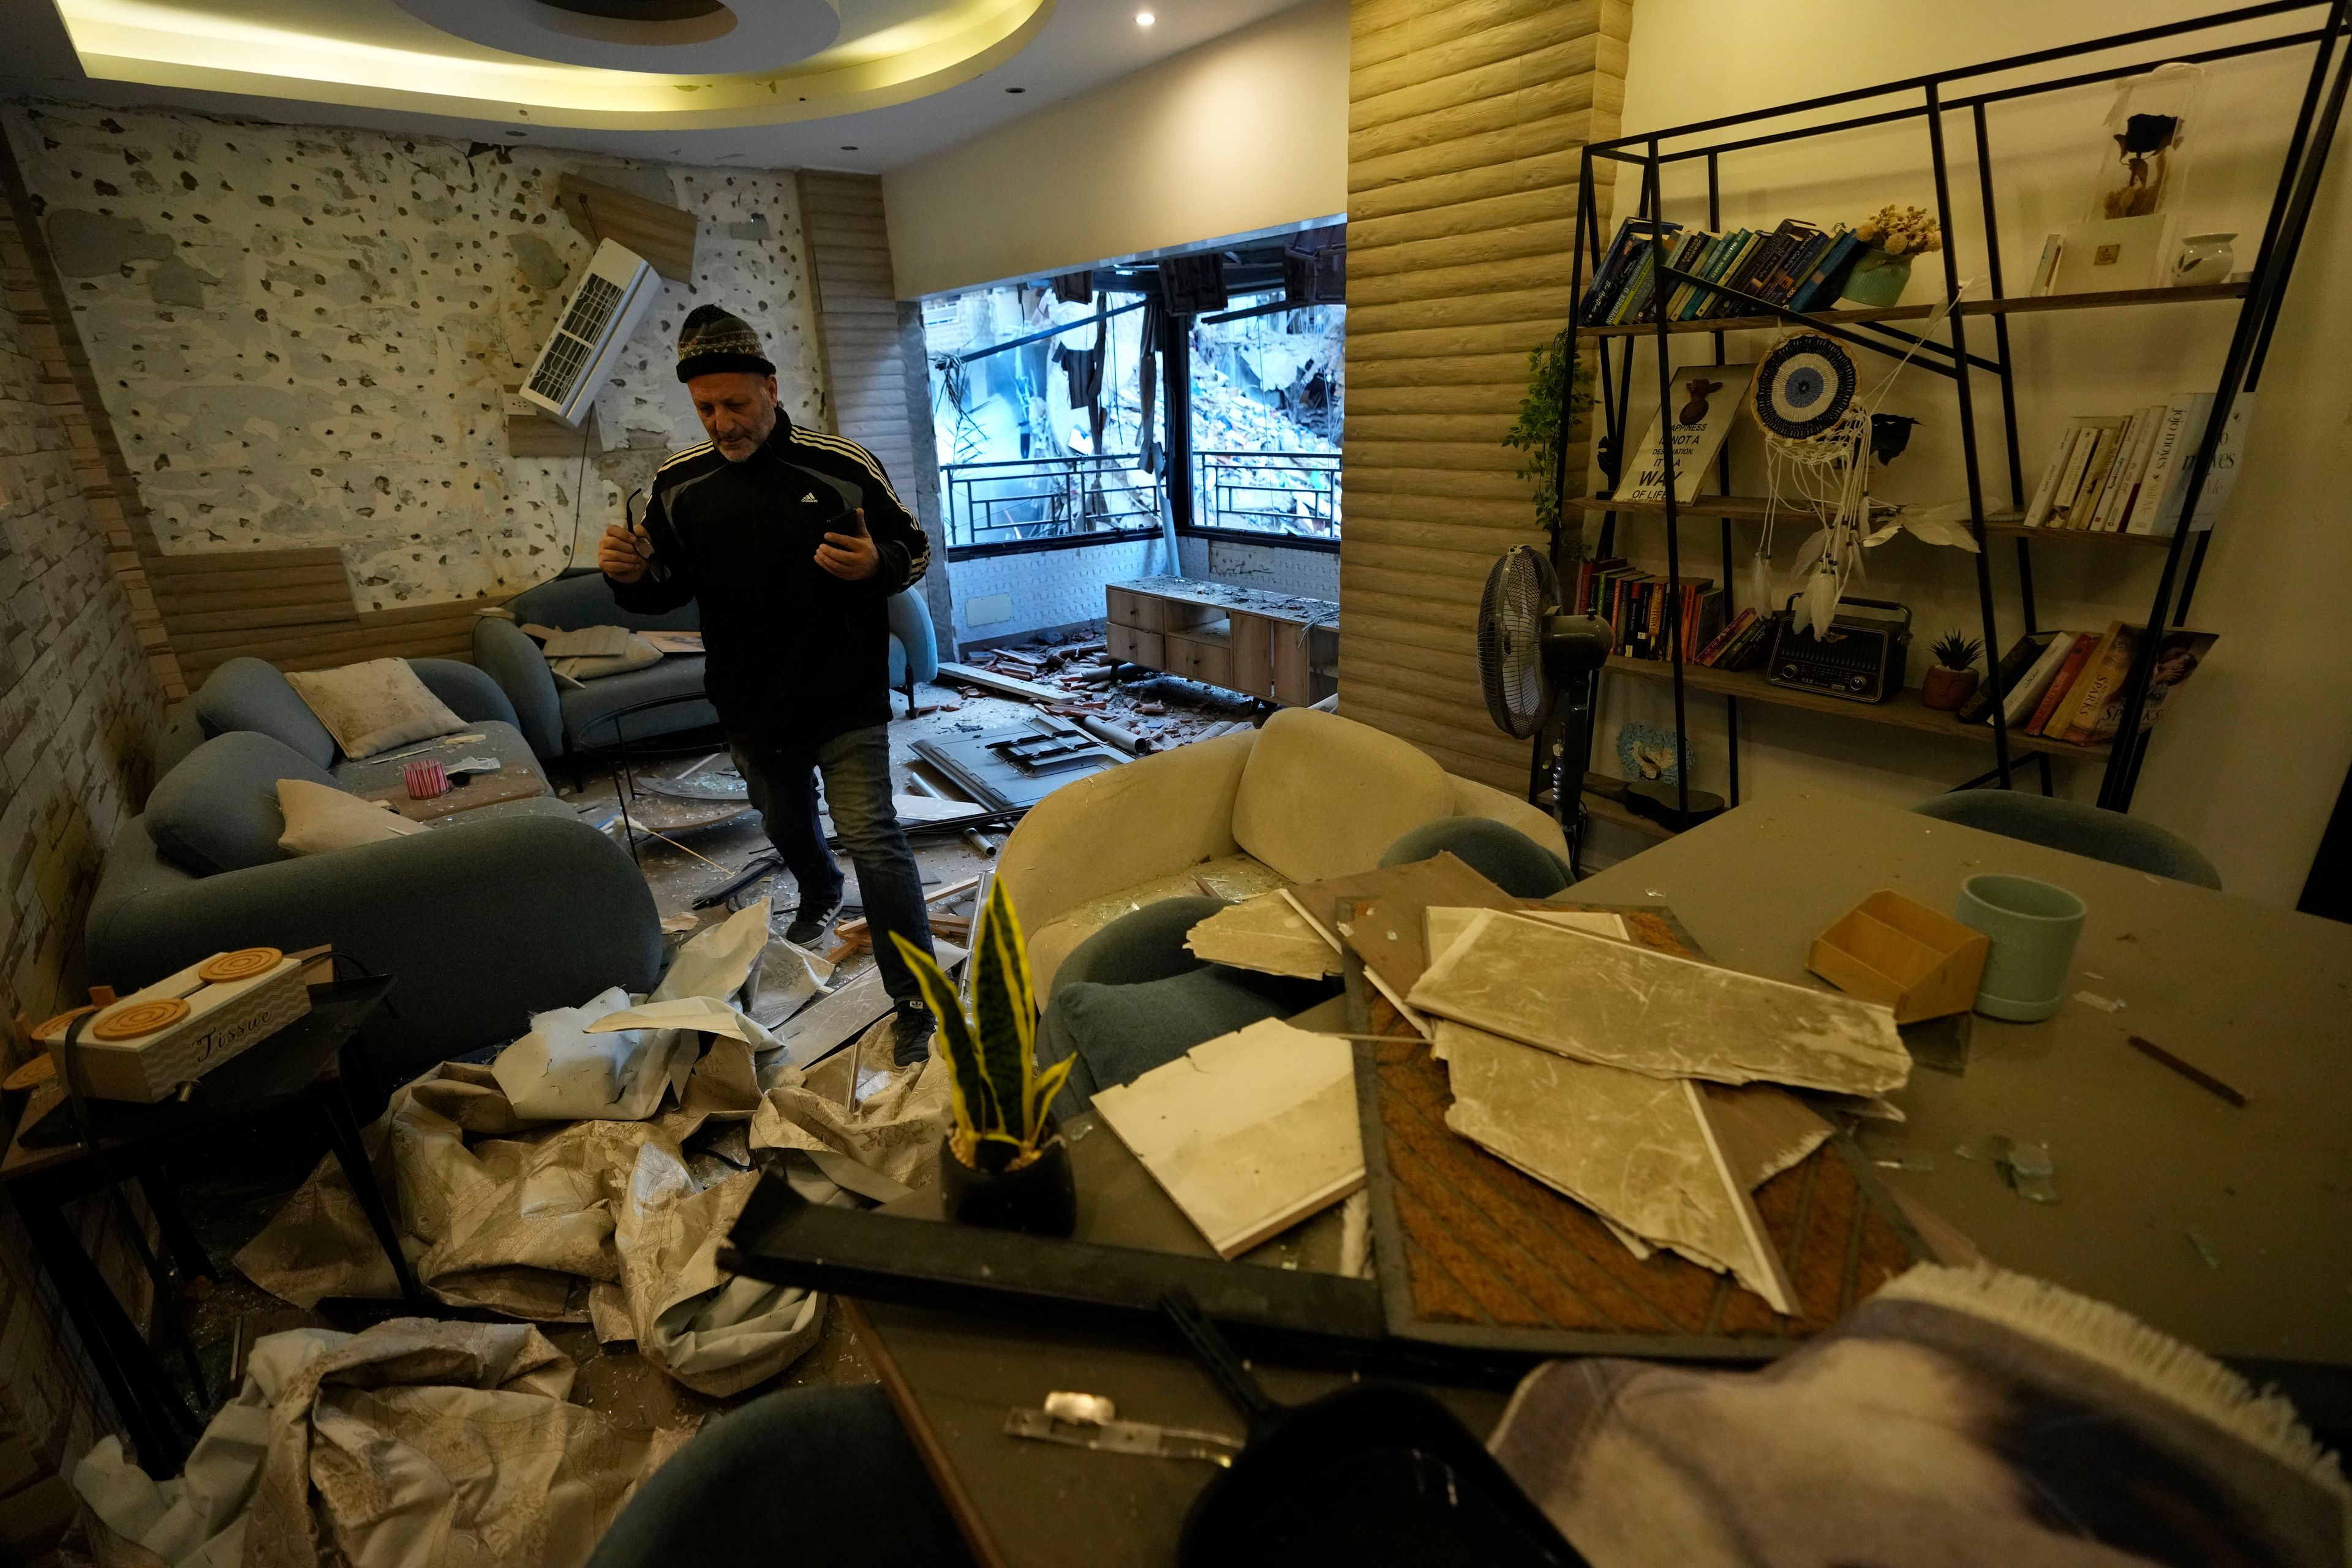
{"left": 520, "top": 238, "right": 659, "bottom": 428}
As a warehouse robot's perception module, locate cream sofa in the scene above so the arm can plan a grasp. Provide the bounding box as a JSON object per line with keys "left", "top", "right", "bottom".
{"left": 997, "top": 706, "right": 1566, "bottom": 992}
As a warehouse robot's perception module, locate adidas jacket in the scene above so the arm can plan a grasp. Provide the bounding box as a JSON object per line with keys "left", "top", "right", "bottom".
{"left": 608, "top": 413, "right": 932, "bottom": 746}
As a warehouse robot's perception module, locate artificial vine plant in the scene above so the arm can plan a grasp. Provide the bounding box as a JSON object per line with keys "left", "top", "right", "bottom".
{"left": 1503, "top": 325, "right": 1596, "bottom": 556}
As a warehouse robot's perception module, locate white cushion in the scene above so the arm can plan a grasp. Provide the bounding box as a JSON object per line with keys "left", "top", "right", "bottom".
{"left": 283, "top": 658, "right": 464, "bottom": 760}
{"left": 275, "top": 778, "right": 426, "bottom": 855}
{"left": 1229, "top": 707, "right": 1455, "bottom": 884}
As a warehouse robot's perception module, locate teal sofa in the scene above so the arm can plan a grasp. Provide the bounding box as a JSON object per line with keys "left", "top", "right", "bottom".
{"left": 88, "top": 655, "right": 662, "bottom": 1084}
{"left": 474, "top": 569, "right": 940, "bottom": 766}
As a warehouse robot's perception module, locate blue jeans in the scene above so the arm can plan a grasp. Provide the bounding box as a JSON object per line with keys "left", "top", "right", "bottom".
{"left": 730, "top": 725, "right": 935, "bottom": 1008}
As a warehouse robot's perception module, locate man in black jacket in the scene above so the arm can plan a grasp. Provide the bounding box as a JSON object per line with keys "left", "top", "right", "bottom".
{"left": 600, "top": 304, "right": 938, "bottom": 1058}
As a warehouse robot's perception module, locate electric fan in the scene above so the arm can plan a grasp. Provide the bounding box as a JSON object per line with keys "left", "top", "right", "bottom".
{"left": 1476, "top": 546, "right": 1613, "bottom": 876}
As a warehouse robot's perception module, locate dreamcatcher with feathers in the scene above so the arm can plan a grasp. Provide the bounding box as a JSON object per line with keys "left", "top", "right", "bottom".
{"left": 1747, "top": 286, "right": 1978, "bottom": 638}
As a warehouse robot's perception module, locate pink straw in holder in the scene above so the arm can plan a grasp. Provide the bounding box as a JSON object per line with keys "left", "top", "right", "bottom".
{"left": 403, "top": 759, "right": 449, "bottom": 800}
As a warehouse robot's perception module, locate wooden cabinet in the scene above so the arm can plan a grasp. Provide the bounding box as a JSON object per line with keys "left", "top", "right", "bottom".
{"left": 1163, "top": 622, "right": 1233, "bottom": 688}
{"left": 1105, "top": 578, "right": 1335, "bottom": 707}
{"left": 1229, "top": 613, "right": 1275, "bottom": 699}
{"left": 1107, "top": 623, "right": 1164, "bottom": 668}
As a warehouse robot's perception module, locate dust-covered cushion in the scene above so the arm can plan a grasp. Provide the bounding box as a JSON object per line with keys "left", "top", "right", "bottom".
{"left": 275, "top": 778, "right": 426, "bottom": 855}
{"left": 1230, "top": 707, "right": 1453, "bottom": 884}
{"left": 145, "top": 730, "right": 336, "bottom": 875}
{"left": 283, "top": 658, "right": 466, "bottom": 760}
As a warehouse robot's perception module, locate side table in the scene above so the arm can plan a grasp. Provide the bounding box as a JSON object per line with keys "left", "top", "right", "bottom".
{"left": 3, "top": 975, "right": 420, "bottom": 1471}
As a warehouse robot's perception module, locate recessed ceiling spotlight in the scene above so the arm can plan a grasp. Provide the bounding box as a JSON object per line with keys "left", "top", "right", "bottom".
{"left": 1136, "top": 10, "right": 1155, "bottom": 25}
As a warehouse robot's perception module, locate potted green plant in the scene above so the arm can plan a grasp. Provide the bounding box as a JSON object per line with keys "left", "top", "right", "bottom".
{"left": 1504, "top": 325, "right": 1595, "bottom": 554}
{"left": 1921, "top": 631, "right": 1983, "bottom": 710}
{"left": 1841, "top": 205, "right": 1942, "bottom": 307}
{"left": 892, "top": 883, "right": 1077, "bottom": 1236}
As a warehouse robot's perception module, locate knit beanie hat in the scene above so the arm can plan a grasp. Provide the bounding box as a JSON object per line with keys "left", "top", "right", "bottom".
{"left": 676, "top": 304, "right": 774, "bottom": 382}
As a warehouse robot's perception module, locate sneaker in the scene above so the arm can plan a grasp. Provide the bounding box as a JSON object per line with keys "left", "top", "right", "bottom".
{"left": 784, "top": 883, "right": 846, "bottom": 946}
{"left": 892, "top": 1003, "right": 936, "bottom": 1068}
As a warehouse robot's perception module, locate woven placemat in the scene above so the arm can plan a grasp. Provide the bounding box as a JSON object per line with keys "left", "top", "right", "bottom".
{"left": 1352, "top": 903, "right": 1928, "bottom": 1359}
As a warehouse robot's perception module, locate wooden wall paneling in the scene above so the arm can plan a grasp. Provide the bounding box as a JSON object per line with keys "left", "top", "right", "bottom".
{"left": 555, "top": 175, "right": 698, "bottom": 281}
{"left": 1336, "top": 0, "right": 1627, "bottom": 793}
{"left": 795, "top": 170, "right": 957, "bottom": 654}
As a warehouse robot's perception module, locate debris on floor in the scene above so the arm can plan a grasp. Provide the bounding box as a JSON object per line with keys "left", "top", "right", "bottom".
{"left": 236, "top": 905, "right": 956, "bottom": 1401}
{"left": 1988, "top": 1135, "right": 2059, "bottom": 1203}
{"left": 74, "top": 1319, "right": 690, "bottom": 1568}
{"left": 946, "top": 624, "right": 1264, "bottom": 752}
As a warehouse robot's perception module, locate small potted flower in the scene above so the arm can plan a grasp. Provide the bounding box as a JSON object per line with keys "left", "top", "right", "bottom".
{"left": 1842, "top": 205, "right": 1943, "bottom": 307}
{"left": 1921, "top": 630, "right": 1983, "bottom": 710}
{"left": 892, "top": 883, "right": 1077, "bottom": 1236}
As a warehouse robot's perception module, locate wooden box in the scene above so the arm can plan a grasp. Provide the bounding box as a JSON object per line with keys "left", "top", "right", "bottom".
{"left": 1807, "top": 890, "right": 1987, "bottom": 1024}
{"left": 36, "top": 949, "right": 311, "bottom": 1102}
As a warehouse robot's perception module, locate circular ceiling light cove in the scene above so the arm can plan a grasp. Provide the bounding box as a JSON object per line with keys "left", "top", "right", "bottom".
{"left": 393, "top": 0, "right": 839, "bottom": 74}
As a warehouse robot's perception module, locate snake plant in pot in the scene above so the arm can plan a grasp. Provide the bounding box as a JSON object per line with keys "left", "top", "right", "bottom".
{"left": 891, "top": 883, "right": 1078, "bottom": 1236}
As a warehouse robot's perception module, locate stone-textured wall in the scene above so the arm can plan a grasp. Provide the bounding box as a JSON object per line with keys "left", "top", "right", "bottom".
{"left": 0, "top": 101, "right": 829, "bottom": 611}
{"left": 0, "top": 175, "right": 160, "bottom": 1470}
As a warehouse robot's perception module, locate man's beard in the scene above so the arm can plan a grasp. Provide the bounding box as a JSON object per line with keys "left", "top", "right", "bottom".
{"left": 715, "top": 413, "right": 775, "bottom": 460}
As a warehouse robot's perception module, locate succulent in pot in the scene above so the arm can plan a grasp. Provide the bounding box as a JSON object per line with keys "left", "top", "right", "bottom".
{"left": 1921, "top": 630, "right": 1983, "bottom": 710}
{"left": 892, "top": 883, "right": 1077, "bottom": 1236}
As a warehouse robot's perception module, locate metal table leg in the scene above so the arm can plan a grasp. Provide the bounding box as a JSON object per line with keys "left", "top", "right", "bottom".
{"left": 14, "top": 1188, "right": 200, "bottom": 1472}
{"left": 316, "top": 1080, "right": 425, "bottom": 1305}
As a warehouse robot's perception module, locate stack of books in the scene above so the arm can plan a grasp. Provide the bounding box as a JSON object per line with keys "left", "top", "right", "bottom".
{"left": 1965, "top": 624, "right": 2219, "bottom": 745}
{"left": 1690, "top": 606, "right": 1774, "bottom": 671}
{"left": 1575, "top": 217, "right": 1868, "bottom": 327}
{"left": 1574, "top": 557, "right": 1725, "bottom": 663}
{"left": 2019, "top": 394, "right": 2251, "bottom": 535}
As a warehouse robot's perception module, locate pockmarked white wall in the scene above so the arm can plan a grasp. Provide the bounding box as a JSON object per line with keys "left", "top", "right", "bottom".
{"left": 883, "top": 0, "right": 1348, "bottom": 299}
{"left": 1597, "top": 0, "right": 2352, "bottom": 905}
{"left": 2, "top": 100, "right": 827, "bottom": 608}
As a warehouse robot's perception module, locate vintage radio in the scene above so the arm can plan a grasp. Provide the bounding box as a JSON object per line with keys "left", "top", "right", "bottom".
{"left": 34, "top": 948, "right": 310, "bottom": 1102}
{"left": 1765, "top": 597, "right": 1912, "bottom": 704}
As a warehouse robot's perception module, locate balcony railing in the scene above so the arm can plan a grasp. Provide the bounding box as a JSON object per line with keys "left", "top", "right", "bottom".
{"left": 942, "top": 454, "right": 1161, "bottom": 556}
{"left": 942, "top": 450, "right": 1345, "bottom": 556}
{"left": 1193, "top": 450, "right": 1341, "bottom": 543}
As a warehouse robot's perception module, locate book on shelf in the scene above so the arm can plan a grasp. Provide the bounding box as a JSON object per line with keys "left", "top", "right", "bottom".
{"left": 2000, "top": 631, "right": 2086, "bottom": 728}
{"left": 2021, "top": 421, "right": 2091, "bottom": 529}
{"left": 1693, "top": 606, "right": 1755, "bottom": 666}
{"left": 2094, "top": 627, "right": 2217, "bottom": 741}
{"left": 1790, "top": 230, "right": 1863, "bottom": 311}
{"left": 2027, "top": 233, "right": 2065, "bottom": 298}
{"left": 1713, "top": 609, "right": 1777, "bottom": 671}
{"left": 1702, "top": 232, "right": 1764, "bottom": 317}
{"left": 1578, "top": 219, "right": 1677, "bottom": 325}
{"left": 2054, "top": 418, "right": 2127, "bottom": 528}
{"left": 2093, "top": 404, "right": 2166, "bottom": 532}
{"left": 1661, "top": 232, "right": 1720, "bottom": 320}
{"left": 1683, "top": 230, "right": 1747, "bottom": 318}
{"left": 2150, "top": 394, "right": 2253, "bottom": 535}
{"left": 1959, "top": 631, "right": 2058, "bottom": 725}
{"left": 1994, "top": 621, "right": 2218, "bottom": 744}
{"left": 1752, "top": 220, "right": 1829, "bottom": 302}
{"left": 2024, "top": 633, "right": 2095, "bottom": 734}
{"left": 2019, "top": 393, "right": 2256, "bottom": 535}
{"left": 2046, "top": 622, "right": 2127, "bottom": 741}
{"left": 2082, "top": 408, "right": 2147, "bottom": 532}
{"left": 1619, "top": 364, "right": 1756, "bottom": 503}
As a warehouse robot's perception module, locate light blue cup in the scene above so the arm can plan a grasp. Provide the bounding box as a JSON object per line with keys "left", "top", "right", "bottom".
{"left": 1955, "top": 873, "right": 2087, "bottom": 1023}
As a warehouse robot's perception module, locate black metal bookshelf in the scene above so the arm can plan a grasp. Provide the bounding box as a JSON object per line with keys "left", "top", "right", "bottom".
{"left": 1555, "top": 1, "right": 2351, "bottom": 823}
